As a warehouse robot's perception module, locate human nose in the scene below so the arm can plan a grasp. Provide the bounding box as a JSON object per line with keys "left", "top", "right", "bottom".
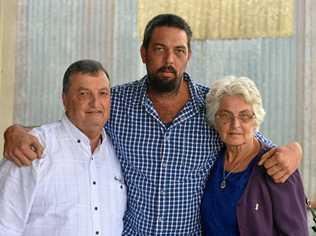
{"left": 165, "top": 50, "right": 175, "bottom": 64}
{"left": 89, "top": 93, "right": 99, "bottom": 107}
{"left": 230, "top": 115, "right": 241, "bottom": 127}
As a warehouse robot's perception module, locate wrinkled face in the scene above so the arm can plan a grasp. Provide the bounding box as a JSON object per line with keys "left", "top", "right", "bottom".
{"left": 215, "top": 95, "right": 257, "bottom": 147}
{"left": 62, "top": 71, "right": 110, "bottom": 137}
{"left": 141, "top": 26, "right": 191, "bottom": 93}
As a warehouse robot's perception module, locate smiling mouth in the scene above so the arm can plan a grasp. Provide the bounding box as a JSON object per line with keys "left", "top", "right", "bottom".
{"left": 86, "top": 111, "right": 103, "bottom": 114}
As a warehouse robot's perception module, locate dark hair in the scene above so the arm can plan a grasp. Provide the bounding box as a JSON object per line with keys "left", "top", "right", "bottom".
{"left": 62, "top": 59, "right": 110, "bottom": 94}
{"left": 142, "top": 14, "right": 192, "bottom": 50}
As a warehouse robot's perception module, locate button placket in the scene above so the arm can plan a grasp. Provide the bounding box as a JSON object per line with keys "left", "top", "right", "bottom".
{"left": 90, "top": 154, "right": 101, "bottom": 235}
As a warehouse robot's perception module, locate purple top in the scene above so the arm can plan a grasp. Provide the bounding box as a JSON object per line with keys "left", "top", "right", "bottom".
{"left": 201, "top": 144, "right": 308, "bottom": 236}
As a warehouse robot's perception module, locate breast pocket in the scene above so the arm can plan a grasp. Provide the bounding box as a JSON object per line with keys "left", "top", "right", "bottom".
{"left": 111, "top": 175, "right": 127, "bottom": 217}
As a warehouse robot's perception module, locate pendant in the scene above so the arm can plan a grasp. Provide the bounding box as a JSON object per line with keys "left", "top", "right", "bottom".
{"left": 220, "top": 179, "right": 226, "bottom": 189}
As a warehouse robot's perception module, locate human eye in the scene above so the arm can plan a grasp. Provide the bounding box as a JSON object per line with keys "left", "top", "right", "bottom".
{"left": 154, "top": 46, "right": 165, "bottom": 53}
{"left": 175, "top": 47, "right": 186, "bottom": 55}
{"left": 216, "top": 112, "right": 231, "bottom": 123}
{"left": 99, "top": 90, "right": 109, "bottom": 97}
{"left": 239, "top": 111, "right": 255, "bottom": 122}
{"left": 79, "top": 91, "right": 87, "bottom": 96}
{"left": 78, "top": 90, "right": 89, "bottom": 97}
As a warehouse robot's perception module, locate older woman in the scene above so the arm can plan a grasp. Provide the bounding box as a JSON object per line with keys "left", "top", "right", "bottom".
{"left": 201, "top": 76, "right": 308, "bottom": 236}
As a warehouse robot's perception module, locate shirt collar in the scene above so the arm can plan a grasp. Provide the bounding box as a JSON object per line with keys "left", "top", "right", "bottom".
{"left": 61, "top": 114, "right": 106, "bottom": 146}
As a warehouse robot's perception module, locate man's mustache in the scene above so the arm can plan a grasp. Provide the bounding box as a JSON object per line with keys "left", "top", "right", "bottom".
{"left": 157, "top": 66, "right": 177, "bottom": 74}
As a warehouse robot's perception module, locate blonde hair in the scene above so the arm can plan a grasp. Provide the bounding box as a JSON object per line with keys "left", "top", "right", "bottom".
{"left": 206, "top": 76, "right": 265, "bottom": 130}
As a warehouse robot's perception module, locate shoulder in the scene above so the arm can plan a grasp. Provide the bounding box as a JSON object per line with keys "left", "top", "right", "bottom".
{"left": 30, "top": 120, "right": 65, "bottom": 158}
{"left": 111, "top": 79, "right": 145, "bottom": 98}
{"left": 185, "top": 73, "right": 209, "bottom": 96}
{"left": 31, "top": 120, "right": 63, "bottom": 141}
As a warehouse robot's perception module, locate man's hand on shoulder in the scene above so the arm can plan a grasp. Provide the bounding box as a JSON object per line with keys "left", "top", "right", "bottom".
{"left": 258, "top": 142, "right": 302, "bottom": 183}
{"left": 3, "top": 124, "right": 43, "bottom": 166}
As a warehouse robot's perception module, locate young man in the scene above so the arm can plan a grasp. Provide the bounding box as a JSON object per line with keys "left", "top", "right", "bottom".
{"left": 0, "top": 60, "right": 126, "bottom": 236}
{"left": 4, "top": 15, "right": 301, "bottom": 235}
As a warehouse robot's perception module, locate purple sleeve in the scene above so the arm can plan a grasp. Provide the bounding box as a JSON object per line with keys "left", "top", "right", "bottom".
{"left": 265, "top": 170, "right": 308, "bottom": 235}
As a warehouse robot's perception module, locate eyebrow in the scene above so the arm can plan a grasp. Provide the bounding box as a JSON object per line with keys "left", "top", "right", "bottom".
{"left": 77, "top": 87, "right": 109, "bottom": 91}
{"left": 153, "top": 43, "right": 187, "bottom": 49}
{"left": 219, "top": 109, "right": 252, "bottom": 113}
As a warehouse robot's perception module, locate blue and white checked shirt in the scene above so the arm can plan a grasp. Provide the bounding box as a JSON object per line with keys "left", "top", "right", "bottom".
{"left": 106, "top": 74, "right": 222, "bottom": 235}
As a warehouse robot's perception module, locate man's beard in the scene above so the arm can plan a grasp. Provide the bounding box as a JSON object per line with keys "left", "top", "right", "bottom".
{"left": 147, "top": 65, "right": 182, "bottom": 93}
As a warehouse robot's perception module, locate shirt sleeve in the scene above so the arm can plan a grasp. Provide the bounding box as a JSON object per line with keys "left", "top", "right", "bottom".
{"left": 0, "top": 160, "right": 40, "bottom": 236}
{"left": 265, "top": 170, "right": 309, "bottom": 235}
{"left": 255, "top": 131, "right": 275, "bottom": 147}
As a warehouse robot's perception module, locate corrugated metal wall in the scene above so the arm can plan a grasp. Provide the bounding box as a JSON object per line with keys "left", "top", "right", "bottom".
{"left": 13, "top": 0, "right": 315, "bottom": 199}
{"left": 15, "top": 0, "right": 115, "bottom": 125}
{"left": 299, "top": 0, "right": 316, "bottom": 202}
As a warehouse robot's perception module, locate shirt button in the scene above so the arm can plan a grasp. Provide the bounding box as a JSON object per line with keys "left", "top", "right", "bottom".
{"left": 161, "top": 162, "right": 167, "bottom": 168}
{"left": 93, "top": 181, "right": 96, "bottom": 185}
{"left": 95, "top": 231, "right": 99, "bottom": 235}
{"left": 77, "top": 139, "right": 81, "bottom": 143}
{"left": 94, "top": 206, "right": 98, "bottom": 211}
{"left": 157, "top": 217, "right": 163, "bottom": 223}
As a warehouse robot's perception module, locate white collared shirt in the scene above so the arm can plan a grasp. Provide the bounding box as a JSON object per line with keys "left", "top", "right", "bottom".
{"left": 0, "top": 116, "right": 126, "bottom": 236}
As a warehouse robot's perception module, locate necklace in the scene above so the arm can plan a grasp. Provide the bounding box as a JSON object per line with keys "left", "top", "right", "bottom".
{"left": 220, "top": 140, "right": 260, "bottom": 190}
{"left": 220, "top": 161, "right": 240, "bottom": 189}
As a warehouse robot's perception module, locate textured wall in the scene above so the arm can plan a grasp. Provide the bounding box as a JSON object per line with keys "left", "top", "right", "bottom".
{"left": 299, "top": 0, "right": 316, "bottom": 202}
{"left": 14, "top": 0, "right": 115, "bottom": 125}
{"left": 0, "top": 1, "right": 17, "bottom": 156}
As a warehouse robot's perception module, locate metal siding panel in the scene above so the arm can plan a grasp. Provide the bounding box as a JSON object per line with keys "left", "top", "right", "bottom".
{"left": 14, "top": 0, "right": 115, "bottom": 125}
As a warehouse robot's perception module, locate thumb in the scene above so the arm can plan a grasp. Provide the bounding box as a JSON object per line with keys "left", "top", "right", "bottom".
{"left": 258, "top": 147, "right": 277, "bottom": 166}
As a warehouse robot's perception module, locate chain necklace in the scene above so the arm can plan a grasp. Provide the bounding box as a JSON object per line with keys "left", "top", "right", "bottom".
{"left": 220, "top": 156, "right": 241, "bottom": 189}
{"left": 220, "top": 139, "right": 260, "bottom": 190}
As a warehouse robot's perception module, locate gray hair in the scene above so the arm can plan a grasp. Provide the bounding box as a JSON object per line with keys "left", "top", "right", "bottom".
{"left": 63, "top": 59, "right": 110, "bottom": 94}
{"left": 206, "top": 76, "right": 265, "bottom": 130}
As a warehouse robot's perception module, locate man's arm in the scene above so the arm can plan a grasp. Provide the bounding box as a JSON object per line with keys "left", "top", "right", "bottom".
{"left": 3, "top": 124, "right": 43, "bottom": 166}
{"left": 259, "top": 142, "right": 302, "bottom": 183}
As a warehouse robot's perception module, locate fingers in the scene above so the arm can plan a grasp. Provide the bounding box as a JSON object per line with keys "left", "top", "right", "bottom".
{"left": 11, "top": 148, "right": 33, "bottom": 166}
{"left": 10, "top": 155, "right": 24, "bottom": 167}
{"left": 259, "top": 146, "right": 292, "bottom": 183}
{"left": 267, "top": 166, "right": 289, "bottom": 183}
{"left": 3, "top": 126, "right": 43, "bottom": 166}
{"left": 266, "top": 163, "right": 282, "bottom": 176}
{"left": 258, "top": 147, "right": 276, "bottom": 166}
{"left": 274, "top": 173, "right": 290, "bottom": 183}
{"left": 31, "top": 141, "right": 44, "bottom": 157}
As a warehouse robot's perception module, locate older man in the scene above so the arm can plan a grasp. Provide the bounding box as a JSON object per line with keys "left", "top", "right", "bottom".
{"left": 0, "top": 60, "right": 126, "bottom": 236}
